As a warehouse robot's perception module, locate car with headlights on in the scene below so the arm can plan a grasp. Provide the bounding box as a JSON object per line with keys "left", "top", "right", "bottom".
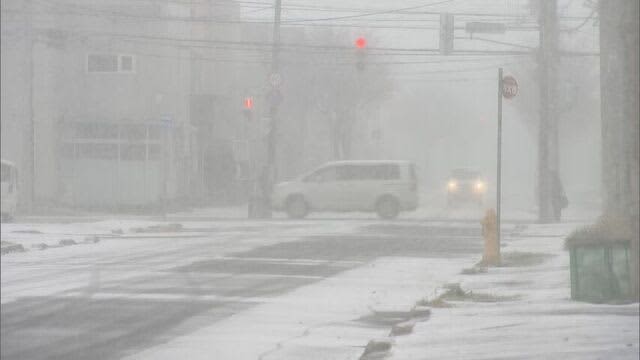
{"left": 446, "top": 168, "right": 486, "bottom": 207}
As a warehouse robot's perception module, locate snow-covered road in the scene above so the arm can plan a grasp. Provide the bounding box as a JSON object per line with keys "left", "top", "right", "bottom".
{"left": 1, "top": 218, "right": 483, "bottom": 359}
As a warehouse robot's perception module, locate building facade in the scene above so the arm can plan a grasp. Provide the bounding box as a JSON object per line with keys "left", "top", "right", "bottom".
{"left": 1, "top": 0, "right": 262, "bottom": 210}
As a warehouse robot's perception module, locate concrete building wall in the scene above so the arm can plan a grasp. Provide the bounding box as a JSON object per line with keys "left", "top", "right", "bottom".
{"left": 0, "top": 0, "right": 221, "bottom": 208}
{"left": 1, "top": 0, "right": 34, "bottom": 207}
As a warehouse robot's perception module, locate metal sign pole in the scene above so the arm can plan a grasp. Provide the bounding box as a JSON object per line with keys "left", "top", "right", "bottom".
{"left": 497, "top": 67, "right": 503, "bottom": 254}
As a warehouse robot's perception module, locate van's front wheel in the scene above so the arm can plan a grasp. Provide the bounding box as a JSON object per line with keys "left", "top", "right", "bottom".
{"left": 376, "top": 196, "right": 399, "bottom": 219}
{"left": 286, "top": 195, "right": 309, "bottom": 219}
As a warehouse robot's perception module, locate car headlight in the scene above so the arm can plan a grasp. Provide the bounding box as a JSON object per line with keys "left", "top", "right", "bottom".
{"left": 474, "top": 181, "right": 486, "bottom": 193}
{"left": 447, "top": 180, "right": 458, "bottom": 192}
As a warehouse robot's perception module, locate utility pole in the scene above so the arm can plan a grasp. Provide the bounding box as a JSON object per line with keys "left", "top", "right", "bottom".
{"left": 264, "top": 0, "right": 282, "bottom": 216}
{"left": 25, "top": 0, "right": 36, "bottom": 212}
{"left": 537, "top": 0, "right": 558, "bottom": 223}
{"left": 497, "top": 67, "right": 503, "bottom": 252}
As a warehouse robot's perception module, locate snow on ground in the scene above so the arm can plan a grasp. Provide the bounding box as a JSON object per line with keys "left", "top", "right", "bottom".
{"left": 2, "top": 212, "right": 619, "bottom": 359}
{"left": 0, "top": 219, "right": 366, "bottom": 305}
{"left": 1, "top": 219, "right": 166, "bottom": 249}
{"left": 0, "top": 217, "right": 357, "bottom": 251}
{"left": 124, "top": 256, "right": 475, "bottom": 360}
{"left": 389, "top": 223, "right": 640, "bottom": 360}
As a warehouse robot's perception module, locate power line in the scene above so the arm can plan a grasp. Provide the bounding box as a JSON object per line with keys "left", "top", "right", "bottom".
{"left": 388, "top": 60, "right": 532, "bottom": 75}
{"left": 275, "top": 0, "right": 457, "bottom": 23}
{"left": 561, "top": 8, "right": 596, "bottom": 33}
{"left": 26, "top": 0, "right": 542, "bottom": 24}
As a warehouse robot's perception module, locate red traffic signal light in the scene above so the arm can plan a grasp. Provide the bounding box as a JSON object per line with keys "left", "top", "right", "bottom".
{"left": 243, "top": 97, "right": 254, "bottom": 110}
{"left": 355, "top": 37, "right": 367, "bottom": 49}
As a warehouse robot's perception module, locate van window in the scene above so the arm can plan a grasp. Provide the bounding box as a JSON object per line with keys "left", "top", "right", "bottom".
{"left": 336, "top": 164, "right": 399, "bottom": 181}
{"left": 451, "top": 169, "right": 478, "bottom": 180}
{"left": 305, "top": 166, "right": 337, "bottom": 182}
{"left": 336, "top": 165, "right": 360, "bottom": 181}
{"left": 376, "top": 164, "right": 400, "bottom": 180}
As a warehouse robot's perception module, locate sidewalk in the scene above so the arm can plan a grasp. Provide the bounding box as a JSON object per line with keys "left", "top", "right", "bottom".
{"left": 387, "top": 223, "right": 639, "bottom": 360}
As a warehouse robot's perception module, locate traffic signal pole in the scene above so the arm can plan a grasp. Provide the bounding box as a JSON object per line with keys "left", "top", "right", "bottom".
{"left": 264, "top": 0, "right": 282, "bottom": 217}
{"left": 537, "top": 0, "right": 558, "bottom": 223}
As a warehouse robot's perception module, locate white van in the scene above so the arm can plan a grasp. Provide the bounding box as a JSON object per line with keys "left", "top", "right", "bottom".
{"left": 272, "top": 160, "right": 418, "bottom": 219}
{"left": 1, "top": 159, "right": 18, "bottom": 221}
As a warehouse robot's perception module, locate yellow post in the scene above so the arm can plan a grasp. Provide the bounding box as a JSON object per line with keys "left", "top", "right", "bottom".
{"left": 481, "top": 209, "right": 500, "bottom": 266}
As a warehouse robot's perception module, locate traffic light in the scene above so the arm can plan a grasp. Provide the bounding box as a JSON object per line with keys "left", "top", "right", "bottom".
{"left": 243, "top": 97, "right": 254, "bottom": 110}
{"left": 354, "top": 37, "right": 367, "bottom": 71}
{"left": 243, "top": 97, "right": 254, "bottom": 120}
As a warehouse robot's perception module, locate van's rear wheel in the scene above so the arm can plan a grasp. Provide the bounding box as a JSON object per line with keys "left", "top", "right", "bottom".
{"left": 376, "top": 196, "right": 399, "bottom": 219}
{"left": 286, "top": 196, "right": 309, "bottom": 219}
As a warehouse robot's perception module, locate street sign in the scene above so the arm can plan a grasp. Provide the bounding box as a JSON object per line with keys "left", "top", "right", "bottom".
{"left": 501, "top": 75, "right": 518, "bottom": 99}
{"left": 160, "top": 114, "right": 173, "bottom": 126}
{"left": 269, "top": 73, "right": 282, "bottom": 88}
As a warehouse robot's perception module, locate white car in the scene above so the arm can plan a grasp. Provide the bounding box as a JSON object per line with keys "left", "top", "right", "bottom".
{"left": 271, "top": 160, "right": 418, "bottom": 219}
{"left": 446, "top": 168, "right": 486, "bottom": 207}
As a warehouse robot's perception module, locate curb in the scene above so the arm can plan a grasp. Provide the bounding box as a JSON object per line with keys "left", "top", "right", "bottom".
{"left": 358, "top": 305, "right": 433, "bottom": 359}
{"left": 390, "top": 320, "right": 416, "bottom": 336}
{"left": 7, "top": 236, "right": 102, "bottom": 255}
{"left": 360, "top": 338, "right": 394, "bottom": 360}
{"left": 1, "top": 243, "right": 25, "bottom": 255}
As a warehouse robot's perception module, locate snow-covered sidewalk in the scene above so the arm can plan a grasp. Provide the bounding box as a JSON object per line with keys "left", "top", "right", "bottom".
{"left": 388, "top": 223, "right": 639, "bottom": 360}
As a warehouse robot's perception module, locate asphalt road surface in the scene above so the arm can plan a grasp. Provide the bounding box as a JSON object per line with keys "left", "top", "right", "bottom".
{"left": 1, "top": 219, "right": 484, "bottom": 360}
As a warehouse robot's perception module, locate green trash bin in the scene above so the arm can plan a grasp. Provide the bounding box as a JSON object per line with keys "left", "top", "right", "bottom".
{"left": 569, "top": 240, "right": 632, "bottom": 303}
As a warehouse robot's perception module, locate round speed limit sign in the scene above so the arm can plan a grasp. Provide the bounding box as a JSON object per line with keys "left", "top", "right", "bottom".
{"left": 502, "top": 75, "right": 518, "bottom": 99}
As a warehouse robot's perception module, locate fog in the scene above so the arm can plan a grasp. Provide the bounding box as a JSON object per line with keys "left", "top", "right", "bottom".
{"left": 0, "top": 0, "right": 608, "bottom": 218}
{"left": 1, "top": 1, "right": 638, "bottom": 359}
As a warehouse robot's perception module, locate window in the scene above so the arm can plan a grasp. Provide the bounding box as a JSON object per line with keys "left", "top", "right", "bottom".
{"left": 77, "top": 144, "right": 117, "bottom": 159}
{"left": 87, "top": 54, "right": 118, "bottom": 72}
{"left": 451, "top": 169, "right": 479, "bottom": 180}
{"left": 121, "top": 144, "right": 146, "bottom": 161}
{"left": 305, "top": 166, "right": 337, "bottom": 182}
{"left": 75, "top": 123, "right": 118, "bottom": 139}
{"left": 337, "top": 164, "right": 400, "bottom": 181}
{"left": 148, "top": 125, "right": 162, "bottom": 140}
{"left": 87, "top": 54, "right": 136, "bottom": 73}
{"left": 120, "top": 124, "right": 146, "bottom": 141}
{"left": 120, "top": 55, "right": 134, "bottom": 72}
{"left": 60, "top": 144, "right": 75, "bottom": 158}
{"left": 376, "top": 164, "right": 400, "bottom": 180}
{"left": 336, "top": 165, "right": 358, "bottom": 181}
{"left": 148, "top": 145, "right": 162, "bottom": 160}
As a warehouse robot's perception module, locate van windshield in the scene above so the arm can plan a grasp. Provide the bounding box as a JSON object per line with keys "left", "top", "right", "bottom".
{"left": 451, "top": 169, "right": 479, "bottom": 180}
{"left": 337, "top": 164, "right": 400, "bottom": 181}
